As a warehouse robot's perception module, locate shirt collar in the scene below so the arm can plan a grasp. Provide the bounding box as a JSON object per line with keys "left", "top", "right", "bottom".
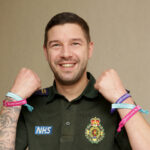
{"left": 47, "top": 72, "right": 99, "bottom": 103}
{"left": 82, "top": 72, "right": 99, "bottom": 99}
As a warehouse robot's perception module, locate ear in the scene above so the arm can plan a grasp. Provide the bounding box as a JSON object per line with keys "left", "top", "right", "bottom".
{"left": 43, "top": 45, "right": 48, "bottom": 61}
{"left": 88, "top": 42, "right": 94, "bottom": 59}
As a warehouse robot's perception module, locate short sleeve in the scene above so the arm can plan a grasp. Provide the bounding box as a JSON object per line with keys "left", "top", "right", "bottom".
{"left": 15, "top": 111, "right": 28, "bottom": 150}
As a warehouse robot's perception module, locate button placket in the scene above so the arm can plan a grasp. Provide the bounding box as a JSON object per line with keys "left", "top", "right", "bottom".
{"left": 61, "top": 100, "right": 76, "bottom": 136}
{"left": 60, "top": 99, "right": 77, "bottom": 150}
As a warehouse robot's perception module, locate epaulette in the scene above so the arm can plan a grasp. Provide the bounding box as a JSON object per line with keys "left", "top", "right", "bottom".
{"left": 33, "top": 88, "right": 49, "bottom": 96}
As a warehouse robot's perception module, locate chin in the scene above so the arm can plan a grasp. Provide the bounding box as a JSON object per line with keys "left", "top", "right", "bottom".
{"left": 59, "top": 80, "right": 78, "bottom": 85}
{"left": 54, "top": 67, "right": 86, "bottom": 85}
{"left": 56, "top": 75, "right": 81, "bottom": 85}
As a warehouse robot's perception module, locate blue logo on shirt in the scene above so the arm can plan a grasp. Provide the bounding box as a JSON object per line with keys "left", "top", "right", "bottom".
{"left": 35, "top": 126, "right": 53, "bottom": 135}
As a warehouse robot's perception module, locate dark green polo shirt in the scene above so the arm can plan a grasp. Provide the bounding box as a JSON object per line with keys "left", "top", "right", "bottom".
{"left": 15, "top": 72, "right": 131, "bottom": 150}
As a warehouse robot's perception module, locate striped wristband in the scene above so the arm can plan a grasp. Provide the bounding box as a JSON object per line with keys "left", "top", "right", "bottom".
{"left": 117, "top": 105, "right": 141, "bottom": 132}
{"left": 111, "top": 93, "right": 131, "bottom": 114}
{"left": 6, "top": 92, "right": 34, "bottom": 112}
{"left": 3, "top": 99, "right": 27, "bottom": 107}
{"left": 112, "top": 103, "right": 149, "bottom": 114}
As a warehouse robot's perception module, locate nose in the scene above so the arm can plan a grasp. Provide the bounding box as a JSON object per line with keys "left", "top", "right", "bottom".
{"left": 61, "top": 45, "right": 73, "bottom": 59}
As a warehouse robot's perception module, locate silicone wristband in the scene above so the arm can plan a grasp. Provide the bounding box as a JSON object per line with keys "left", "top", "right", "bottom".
{"left": 6, "top": 92, "right": 22, "bottom": 100}
{"left": 112, "top": 103, "right": 149, "bottom": 114}
{"left": 3, "top": 99, "right": 27, "bottom": 107}
{"left": 117, "top": 105, "right": 141, "bottom": 132}
{"left": 111, "top": 93, "right": 131, "bottom": 113}
{"left": 6, "top": 92, "right": 34, "bottom": 112}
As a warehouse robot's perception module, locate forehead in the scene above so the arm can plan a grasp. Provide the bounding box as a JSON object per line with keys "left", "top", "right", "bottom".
{"left": 47, "top": 23, "right": 86, "bottom": 41}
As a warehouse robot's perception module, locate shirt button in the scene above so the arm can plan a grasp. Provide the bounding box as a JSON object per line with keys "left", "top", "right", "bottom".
{"left": 65, "top": 121, "right": 71, "bottom": 126}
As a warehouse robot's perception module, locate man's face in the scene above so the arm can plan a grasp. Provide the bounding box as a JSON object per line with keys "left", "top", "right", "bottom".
{"left": 44, "top": 23, "right": 93, "bottom": 85}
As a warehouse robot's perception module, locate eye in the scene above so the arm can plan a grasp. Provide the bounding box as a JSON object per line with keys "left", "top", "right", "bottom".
{"left": 52, "top": 43, "right": 61, "bottom": 47}
{"left": 72, "top": 42, "right": 80, "bottom": 46}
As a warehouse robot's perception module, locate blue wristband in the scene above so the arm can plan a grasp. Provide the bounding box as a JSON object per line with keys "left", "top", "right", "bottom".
{"left": 6, "top": 92, "right": 34, "bottom": 112}
{"left": 111, "top": 93, "right": 131, "bottom": 114}
{"left": 112, "top": 103, "right": 149, "bottom": 114}
{"left": 6, "top": 92, "right": 22, "bottom": 100}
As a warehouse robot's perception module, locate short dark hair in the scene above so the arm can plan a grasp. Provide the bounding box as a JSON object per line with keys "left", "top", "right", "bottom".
{"left": 44, "top": 12, "right": 91, "bottom": 47}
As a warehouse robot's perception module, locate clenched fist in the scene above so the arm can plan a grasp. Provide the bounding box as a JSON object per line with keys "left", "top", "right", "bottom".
{"left": 10, "top": 68, "right": 41, "bottom": 99}
{"left": 94, "top": 69, "right": 127, "bottom": 103}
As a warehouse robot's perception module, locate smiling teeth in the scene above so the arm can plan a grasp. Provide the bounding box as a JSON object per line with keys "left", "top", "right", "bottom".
{"left": 62, "top": 64, "right": 74, "bottom": 67}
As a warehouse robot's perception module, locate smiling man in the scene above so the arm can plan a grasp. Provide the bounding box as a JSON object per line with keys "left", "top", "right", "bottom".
{"left": 45, "top": 23, "right": 91, "bottom": 85}
{"left": 43, "top": 22, "right": 93, "bottom": 101}
{"left": 0, "top": 12, "right": 150, "bottom": 150}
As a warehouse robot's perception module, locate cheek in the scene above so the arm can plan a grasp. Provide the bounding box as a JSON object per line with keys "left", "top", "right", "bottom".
{"left": 77, "top": 49, "right": 89, "bottom": 61}
{"left": 47, "top": 51, "right": 58, "bottom": 62}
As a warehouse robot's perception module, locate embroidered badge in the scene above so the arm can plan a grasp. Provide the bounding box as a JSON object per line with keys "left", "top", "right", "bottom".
{"left": 35, "top": 126, "right": 53, "bottom": 135}
{"left": 85, "top": 117, "right": 105, "bottom": 144}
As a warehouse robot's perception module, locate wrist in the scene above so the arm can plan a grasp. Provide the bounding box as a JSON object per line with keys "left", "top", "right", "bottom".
{"left": 117, "top": 97, "right": 135, "bottom": 116}
{"left": 3, "top": 99, "right": 27, "bottom": 107}
{"left": 117, "top": 105, "right": 141, "bottom": 132}
{"left": 122, "top": 97, "right": 134, "bottom": 104}
{"left": 113, "top": 89, "right": 127, "bottom": 102}
{"left": 5, "top": 92, "right": 34, "bottom": 112}
{"left": 5, "top": 96, "right": 16, "bottom": 102}
{"left": 111, "top": 93, "right": 131, "bottom": 113}
{"left": 10, "top": 89, "right": 26, "bottom": 99}
{"left": 117, "top": 97, "right": 136, "bottom": 119}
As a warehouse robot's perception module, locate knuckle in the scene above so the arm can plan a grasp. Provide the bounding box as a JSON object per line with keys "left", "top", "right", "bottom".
{"left": 109, "top": 68, "right": 115, "bottom": 73}
{"left": 103, "top": 68, "right": 115, "bottom": 76}
{"left": 21, "top": 67, "right": 26, "bottom": 70}
{"left": 21, "top": 67, "right": 28, "bottom": 71}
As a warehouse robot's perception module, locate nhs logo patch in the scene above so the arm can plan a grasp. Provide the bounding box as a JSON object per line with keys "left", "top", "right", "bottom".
{"left": 35, "top": 126, "right": 53, "bottom": 135}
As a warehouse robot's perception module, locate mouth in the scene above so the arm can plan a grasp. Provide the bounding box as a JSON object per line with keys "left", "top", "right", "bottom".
{"left": 58, "top": 62, "right": 77, "bottom": 71}
{"left": 60, "top": 63, "right": 76, "bottom": 68}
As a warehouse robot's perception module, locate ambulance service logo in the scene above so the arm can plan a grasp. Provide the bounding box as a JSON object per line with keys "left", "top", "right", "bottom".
{"left": 85, "top": 117, "right": 105, "bottom": 144}
{"left": 35, "top": 126, "right": 53, "bottom": 135}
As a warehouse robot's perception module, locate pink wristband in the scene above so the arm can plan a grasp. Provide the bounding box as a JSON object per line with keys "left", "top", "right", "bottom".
{"left": 3, "top": 99, "right": 27, "bottom": 107}
{"left": 117, "top": 105, "right": 141, "bottom": 132}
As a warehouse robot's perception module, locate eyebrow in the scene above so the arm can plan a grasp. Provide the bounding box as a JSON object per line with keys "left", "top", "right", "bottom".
{"left": 71, "top": 38, "right": 84, "bottom": 43}
{"left": 48, "top": 40, "right": 60, "bottom": 46}
{"left": 48, "top": 38, "right": 84, "bottom": 46}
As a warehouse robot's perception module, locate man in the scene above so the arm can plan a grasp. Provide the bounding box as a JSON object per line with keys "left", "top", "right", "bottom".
{"left": 0, "top": 12, "right": 150, "bottom": 150}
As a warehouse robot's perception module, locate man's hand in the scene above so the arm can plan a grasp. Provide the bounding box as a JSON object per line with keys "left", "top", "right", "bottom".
{"left": 94, "top": 69, "right": 127, "bottom": 103}
{"left": 0, "top": 68, "right": 41, "bottom": 150}
{"left": 10, "top": 68, "right": 41, "bottom": 99}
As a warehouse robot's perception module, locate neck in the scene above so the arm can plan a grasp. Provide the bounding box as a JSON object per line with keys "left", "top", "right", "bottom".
{"left": 55, "top": 72, "right": 88, "bottom": 102}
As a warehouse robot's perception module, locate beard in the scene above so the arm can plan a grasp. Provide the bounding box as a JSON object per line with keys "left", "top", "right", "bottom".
{"left": 49, "top": 60, "right": 88, "bottom": 85}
